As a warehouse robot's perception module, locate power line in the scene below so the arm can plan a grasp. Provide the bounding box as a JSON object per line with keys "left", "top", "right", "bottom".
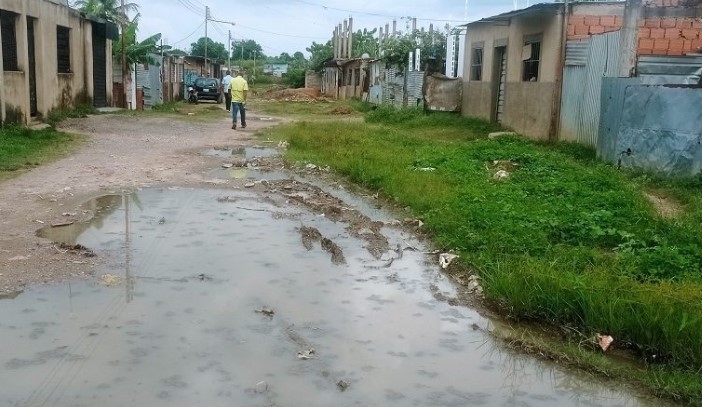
{"left": 171, "top": 21, "right": 205, "bottom": 45}
{"left": 175, "top": 0, "right": 203, "bottom": 16}
{"left": 288, "top": 0, "right": 467, "bottom": 23}
{"left": 235, "top": 23, "right": 327, "bottom": 40}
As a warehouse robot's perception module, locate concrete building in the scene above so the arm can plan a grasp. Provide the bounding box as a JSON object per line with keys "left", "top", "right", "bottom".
{"left": 0, "top": 0, "right": 117, "bottom": 124}
{"left": 461, "top": 0, "right": 702, "bottom": 140}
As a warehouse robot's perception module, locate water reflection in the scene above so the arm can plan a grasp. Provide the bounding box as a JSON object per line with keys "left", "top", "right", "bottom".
{"left": 1, "top": 188, "right": 668, "bottom": 407}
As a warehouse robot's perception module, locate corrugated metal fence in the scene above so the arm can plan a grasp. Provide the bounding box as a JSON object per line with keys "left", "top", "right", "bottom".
{"left": 560, "top": 31, "right": 620, "bottom": 146}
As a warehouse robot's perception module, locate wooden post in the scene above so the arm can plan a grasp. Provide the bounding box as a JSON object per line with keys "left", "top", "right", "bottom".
{"left": 618, "top": 0, "right": 643, "bottom": 77}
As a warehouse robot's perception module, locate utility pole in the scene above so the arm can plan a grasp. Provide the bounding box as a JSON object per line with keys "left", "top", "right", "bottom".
{"left": 204, "top": 6, "right": 209, "bottom": 76}
{"left": 253, "top": 50, "right": 256, "bottom": 85}
{"left": 121, "top": 0, "right": 127, "bottom": 108}
{"left": 228, "top": 30, "right": 232, "bottom": 70}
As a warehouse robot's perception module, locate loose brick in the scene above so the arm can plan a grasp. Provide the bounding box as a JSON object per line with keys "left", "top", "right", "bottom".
{"left": 665, "top": 28, "right": 682, "bottom": 39}
{"left": 676, "top": 19, "right": 693, "bottom": 29}
{"left": 589, "top": 25, "right": 605, "bottom": 34}
{"left": 584, "top": 15, "right": 600, "bottom": 26}
{"left": 600, "top": 15, "right": 616, "bottom": 26}
{"left": 661, "top": 18, "right": 677, "bottom": 28}
{"left": 653, "top": 38, "right": 670, "bottom": 49}
{"left": 669, "top": 38, "right": 685, "bottom": 50}
{"left": 639, "top": 38, "right": 656, "bottom": 49}
{"left": 574, "top": 24, "right": 589, "bottom": 35}
{"left": 650, "top": 28, "right": 665, "bottom": 38}
{"left": 682, "top": 29, "right": 699, "bottom": 39}
{"left": 644, "top": 19, "right": 661, "bottom": 28}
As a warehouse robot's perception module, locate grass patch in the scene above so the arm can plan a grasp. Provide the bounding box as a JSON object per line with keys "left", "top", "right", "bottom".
{"left": 261, "top": 107, "right": 702, "bottom": 400}
{"left": 46, "top": 103, "right": 98, "bottom": 126}
{"left": 251, "top": 98, "right": 366, "bottom": 119}
{"left": 0, "top": 126, "right": 84, "bottom": 181}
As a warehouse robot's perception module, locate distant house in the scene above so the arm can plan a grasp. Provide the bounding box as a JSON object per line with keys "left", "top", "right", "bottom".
{"left": 0, "top": 0, "right": 117, "bottom": 124}
{"left": 263, "top": 63, "right": 289, "bottom": 77}
{"left": 461, "top": 0, "right": 702, "bottom": 141}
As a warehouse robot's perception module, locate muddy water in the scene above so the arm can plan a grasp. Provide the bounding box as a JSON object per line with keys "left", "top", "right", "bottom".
{"left": 2, "top": 188, "right": 664, "bottom": 406}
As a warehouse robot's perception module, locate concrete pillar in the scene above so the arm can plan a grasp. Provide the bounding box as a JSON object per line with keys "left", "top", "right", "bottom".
{"left": 342, "top": 20, "right": 348, "bottom": 58}
{"left": 337, "top": 23, "right": 342, "bottom": 58}
{"left": 392, "top": 20, "right": 397, "bottom": 36}
{"left": 333, "top": 27, "right": 338, "bottom": 59}
{"left": 618, "top": 0, "right": 643, "bottom": 77}
{"left": 17, "top": 5, "right": 30, "bottom": 123}
{"left": 348, "top": 17, "right": 353, "bottom": 58}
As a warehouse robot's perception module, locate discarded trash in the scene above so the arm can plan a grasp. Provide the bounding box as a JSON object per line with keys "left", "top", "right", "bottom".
{"left": 404, "top": 218, "right": 424, "bottom": 228}
{"left": 337, "top": 380, "right": 350, "bottom": 391}
{"left": 221, "top": 163, "right": 234, "bottom": 169}
{"left": 158, "top": 217, "right": 166, "bottom": 224}
{"left": 305, "top": 163, "right": 318, "bottom": 170}
{"left": 439, "top": 253, "right": 459, "bottom": 269}
{"left": 278, "top": 140, "right": 289, "bottom": 149}
{"left": 100, "top": 274, "right": 122, "bottom": 287}
{"left": 51, "top": 221, "right": 75, "bottom": 227}
{"left": 34, "top": 220, "right": 45, "bottom": 224}
{"left": 297, "top": 348, "right": 316, "bottom": 360}
{"left": 255, "top": 307, "right": 275, "bottom": 317}
{"left": 254, "top": 381, "right": 268, "bottom": 393}
{"left": 62, "top": 212, "right": 77, "bottom": 217}
{"left": 493, "top": 170, "right": 510, "bottom": 181}
{"left": 244, "top": 182, "right": 256, "bottom": 188}
{"left": 597, "top": 334, "right": 614, "bottom": 352}
{"left": 415, "top": 167, "right": 436, "bottom": 172}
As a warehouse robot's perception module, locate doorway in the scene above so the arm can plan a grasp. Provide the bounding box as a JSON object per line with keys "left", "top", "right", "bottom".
{"left": 27, "top": 17, "right": 38, "bottom": 117}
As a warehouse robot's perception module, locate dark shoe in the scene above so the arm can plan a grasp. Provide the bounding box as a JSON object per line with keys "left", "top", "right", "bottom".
{"left": 231, "top": 124, "right": 236, "bottom": 130}
{"left": 241, "top": 124, "right": 247, "bottom": 129}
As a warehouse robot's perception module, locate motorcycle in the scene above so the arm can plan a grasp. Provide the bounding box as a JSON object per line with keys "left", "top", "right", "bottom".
{"left": 187, "top": 86, "right": 198, "bottom": 104}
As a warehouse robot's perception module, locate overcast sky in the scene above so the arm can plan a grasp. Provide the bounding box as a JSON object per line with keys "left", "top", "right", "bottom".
{"left": 136, "top": 0, "right": 528, "bottom": 57}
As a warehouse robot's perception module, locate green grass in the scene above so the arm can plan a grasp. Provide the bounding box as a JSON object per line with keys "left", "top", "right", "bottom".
{"left": 260, "top": 107, "right": 702, "bottom": 401}
{"left": 46, "top": 103, "right": 98, "bottom": 126}
{"left": 0, "top": 126, "right": 84, "bottom": 181}
{"left": 251, "top": 98, "right": 367, "bottom": 119}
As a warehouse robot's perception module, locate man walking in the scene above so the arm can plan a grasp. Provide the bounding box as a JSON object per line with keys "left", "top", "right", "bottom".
{"left": 222, "top": 70, "right": 233, "bottom": 111}
{"left": 228, "top": 70, "right": 249, "bottom": 130}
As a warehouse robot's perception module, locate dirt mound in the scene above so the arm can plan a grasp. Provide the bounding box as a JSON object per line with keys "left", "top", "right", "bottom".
{"left": 260, "top": 87, "right": 321, "bottom": 102}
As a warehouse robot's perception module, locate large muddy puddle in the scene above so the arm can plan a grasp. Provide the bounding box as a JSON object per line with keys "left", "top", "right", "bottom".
{"left": 2, "top": 187, "right": 665, "bottom": 406}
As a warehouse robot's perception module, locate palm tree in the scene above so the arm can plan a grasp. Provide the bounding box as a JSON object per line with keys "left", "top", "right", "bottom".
{"left": 72, "top": 0, "right": 139, "bottom": 24}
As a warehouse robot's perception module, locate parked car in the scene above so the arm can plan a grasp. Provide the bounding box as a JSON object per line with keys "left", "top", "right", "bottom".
{"left": 193, "top": 77, "right": 223, "bottom": 103}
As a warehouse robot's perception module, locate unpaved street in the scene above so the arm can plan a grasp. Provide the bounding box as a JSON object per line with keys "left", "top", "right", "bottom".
{"left": 0, "top": 109, "right": 281, "bottom": 294}
{"left": 0, "top": 109, "right": 667, "bottom": 406}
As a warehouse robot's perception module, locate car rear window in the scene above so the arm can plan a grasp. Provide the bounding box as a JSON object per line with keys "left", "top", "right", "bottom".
{"left": 195, "top": 78, "right": 218, "bottom": 87}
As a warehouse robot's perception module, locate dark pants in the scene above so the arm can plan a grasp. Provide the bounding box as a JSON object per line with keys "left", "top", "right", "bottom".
{"left": 224, "top": 91, "right": 232, "bottom": 111}
{"left": 232, "top": 102, "right": 246, "bottom": 127}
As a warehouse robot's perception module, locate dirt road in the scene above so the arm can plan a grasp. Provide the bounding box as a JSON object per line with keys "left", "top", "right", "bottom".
{"left": 0, "top": 108, "right": 280, "bottom": 294}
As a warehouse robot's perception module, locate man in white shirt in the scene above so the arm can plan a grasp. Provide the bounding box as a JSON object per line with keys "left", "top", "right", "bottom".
{"left": 222, "top": 70, "right": 233, "bottom": 111}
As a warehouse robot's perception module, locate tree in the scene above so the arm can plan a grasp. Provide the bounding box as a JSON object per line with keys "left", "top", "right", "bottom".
{"left": 232, "top": 39, "right": 265, "bottom": 61}
{"left": 352, "top": 28, "right": 379, "bottom": 58}
{"left": 113, "top": 14, "right": 162, "bottom": 67}
{"left": 306, "top": 40, "right": 333, "bottom": 72}
{"left": 190, "top": 37, "right": 229, "bottom": 61}
{"left": 380, "top": 29, "right": 448, "bottom": 70}
{"left": 72, "top": 0, "right": 139, "bottom": 24}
